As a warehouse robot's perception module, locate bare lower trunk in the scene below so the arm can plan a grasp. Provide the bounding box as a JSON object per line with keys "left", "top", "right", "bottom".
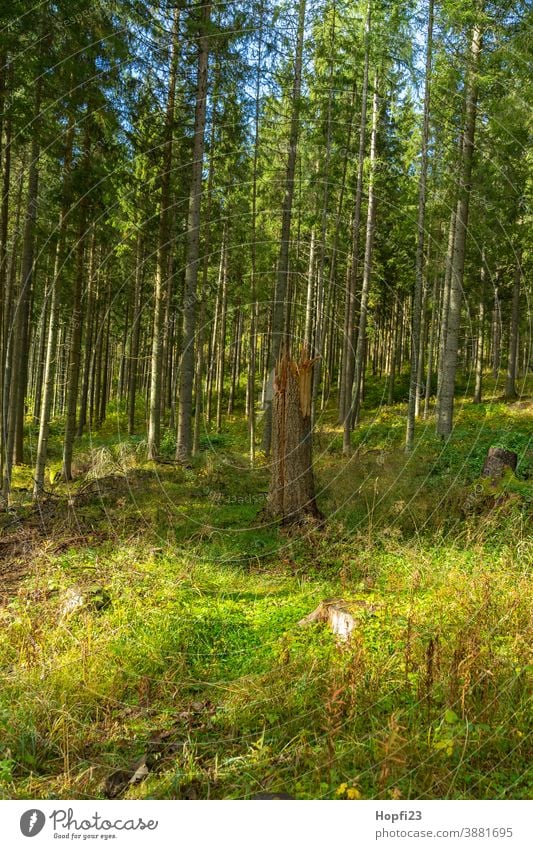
{"left": 33, "top": 270, "right": 59, "bottom": 498}
{"left": 128, "top": 234, "right": 144, "bottom": 435}
{"left": 77, "top": 231, "right": 96, "bottom": 436}
{"left": 492, "top": 285, "right": 501, "bottom": 379}
{"left": 505, "top": 256, "right": 521, "bottom": 399}
{"left": 215, "top": 240, "right": 228, "bottom": 433}
{"left": 423, "top": 273, "right": 439, "bottom": 417}
{"left": 473, "top": 254, "right": 486, "bottom": 404}
{"left": 265, "top": 351, "right": 320, "bottom": 524}
{"left": 227, "top": 306, "right": 241, "bottom": 415}
{"left": 62, "top": 214, "right": 87, "bottom": 480}
{"left": 13, "top": 114, "right": 41, "bottom": 468}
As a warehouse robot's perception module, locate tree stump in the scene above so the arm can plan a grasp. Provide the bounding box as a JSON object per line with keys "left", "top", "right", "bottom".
{"left": 481, "top": 447, "right": 517, "bottom": 480}
{"left": 298, "top": 599, "right": 376, "bottom": 642}
{"left": 265, "top": 351, "right": 321, "bottom": 524}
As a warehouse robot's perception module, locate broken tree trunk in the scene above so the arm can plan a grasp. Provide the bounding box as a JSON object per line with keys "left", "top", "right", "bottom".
{"left": 265, "top": 351, "right": 321, "bottom": 524}
{"left": 481, "top": 447, "right": 517, "bottom": 481}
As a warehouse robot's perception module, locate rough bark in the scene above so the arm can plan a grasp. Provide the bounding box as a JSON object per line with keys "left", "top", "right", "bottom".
{"left": 505, "top": 256, "right": 521, "bottom": 399}
{"left": 61, "top": 213, "right": 87, "bottom": 480}
{"left": 193, "top": 71, "right": 219, "bottom": 455}
{"left": 176, "top": 1, "right": 211, "bottom": 464}
{"left": 491, "top": 284, "right": 501, "bottom": 379}
{"left": 341, "top": 0, "right": 370, "bottom": 426}
{"left": 473, "top": 254, "right": 486, "bottom": 404}
{"left": 12, "top": 88, "right": 42, "bottom": 468}
{"left": 265, "top": 351, "right": 321, "bottom": 524}
{"left": 343, "top": 77, "right": 379, "bottom": 453}
{"left": 0, "top": 64, "right": 13, "bottom": 469}
{"left": 248, "top": 5, "right": 264, "bottom": 468}
{"left": 148, "top": 3, "right": 181, "bottom": 460}
{"left": 311, "top": 5, "right": 336, "bottom": 415}
{"left": 436, "top": 209, "right": 456, "bottom": 405}
{"left": 215, "top": 233, "right": 228, "bottom": 433}
{"left": 436, "top": 19, "right": 482, "bottom": 438}
{"left": 33, "top": 124, "right": 74, "bottom": 498}
{"left": 481, "top": 447, "right": 517, "bottom": 480}
{"left": 303, "top": 229, "right": 315, "bottom": 350}
{"left": 423, "top": 273, "right": 439, "bottom": 418}
{"left": 262, "top": 0, "right": 306, "bottom": 455}
{"left": 128, "top": 233, "right": 144, "bottom": 435}
{"left": 406, "top": 0, "right": 433, "bottom": 450}
{"left": 227, "top": 306, "right": 241, "bottom": 415}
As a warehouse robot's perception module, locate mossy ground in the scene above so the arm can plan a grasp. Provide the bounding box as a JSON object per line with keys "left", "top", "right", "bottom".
{"left": 1, "top": 374, "right": 531, "bottom": 800}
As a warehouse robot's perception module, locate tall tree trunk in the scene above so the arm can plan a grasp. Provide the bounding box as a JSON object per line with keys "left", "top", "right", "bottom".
{"left": 505, "top": 255, "right": 521, "bottom": 399}
{"left": 492, "top": 283, "right": 501, "bottom": 379}
{"left": 98, "top": 298, "right": 111, "bottom": 426}
{"left": 388, "top": 299, "right": 399, "bottom": 405}
{"left": 193, "top": 65, "right": 219, "bottom": 455}
{"left": 89, "top": 277, "right": 102, "bottom": 428}
{"left": 176, "top": 0, "right": 211, "bottom": 464}
{"left": 3, "top": 96, "right": 40, "bottom": 499}
{"left": 33, "top": 124, "right": 74, "bottom": 497}
{"left": 473, "top": 253, "right": 486, "bottom": 404}
{"left": 343, "top": 76, "right": 379, "bottom": 454}
{"left": 262, "top": 0, "right": 307, "bottom": 455}
{"left": 423, "top": 272, "right": 440, "bottom": 417}
{"left": 312, "top": 3, "right": 336, "bottom": 414}
{"left": 303, "top": 229, "right": 315, "bottom": 350}
{"left": 215, "top": 233, "right": 228, "bottom": 433}
{"left": 119, "top": 288, "right": 130, "bottom": 404}
{"left": 436, "top": 18, "right": 482, "bottom": 438}
{"left": 0, "top": 62, "right": 13, "bottom": 470}
{"left": 227, "top": 306, "right": 241, "bottom": 415}
{"left": 12, "top": 88, "right": 42, "bottom": 468}
{"left": 341, "top": 0, "right": 370, "bottom": 425}
{"left": 32, "top": 270, "right": 50, "bottom": 423}
{"left": 61, "top": 213, "right": 87, "bottom": 480}
{"left": 1, "top": 154, "right": 26, "bottom": 493}
{"left": 436, "top": 209, "right": 456, "bottom": 402}
{"left": 415, "top": 265, "right": 429, "bottom": 417}
{"left": 77, "top": 232, "right": 97, "bottom": 436}
{"left": 205, "top": 244, "right": 223, "bottom": 426}
{"left": 33, "top": 267, "right": 60, "bottom": 498}
{"left": 248, "top": 2, "right": 264, "bottom": 467}
{"left": 128, "top": 233, "right": 144, "bottom": 435}
{"left": 148, "top": 3, "right": 181, "bottom": 459}
{"left": 406, "top": 0, "right": 433, "bottom": 450}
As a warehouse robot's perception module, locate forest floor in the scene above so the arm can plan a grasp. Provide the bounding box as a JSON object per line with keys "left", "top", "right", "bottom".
{"left": 0, "top": 374, "right": 532, "bottom": 800}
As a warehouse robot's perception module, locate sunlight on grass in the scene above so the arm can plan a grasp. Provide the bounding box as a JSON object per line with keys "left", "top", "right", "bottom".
{"left": 1, "top": 374, "right": 531, "bottom": 800}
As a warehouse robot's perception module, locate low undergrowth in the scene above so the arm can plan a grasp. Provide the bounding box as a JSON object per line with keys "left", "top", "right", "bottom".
{"left": 0, "top": 378, "right": 531, "bottom": 800}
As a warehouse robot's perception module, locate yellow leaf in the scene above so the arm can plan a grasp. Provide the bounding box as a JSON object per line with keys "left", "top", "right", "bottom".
{"left": 346, "top": 787, "right": 362, "bottom": 799}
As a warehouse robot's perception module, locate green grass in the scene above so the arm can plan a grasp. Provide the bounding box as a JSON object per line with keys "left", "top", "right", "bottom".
{"left": 0, "top": 373, "right": 531, "bottom": 800}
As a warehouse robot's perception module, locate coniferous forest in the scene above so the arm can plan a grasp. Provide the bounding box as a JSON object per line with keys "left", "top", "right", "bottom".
{"left": 0, "top": 0, "right": 531, "bottom": 801}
